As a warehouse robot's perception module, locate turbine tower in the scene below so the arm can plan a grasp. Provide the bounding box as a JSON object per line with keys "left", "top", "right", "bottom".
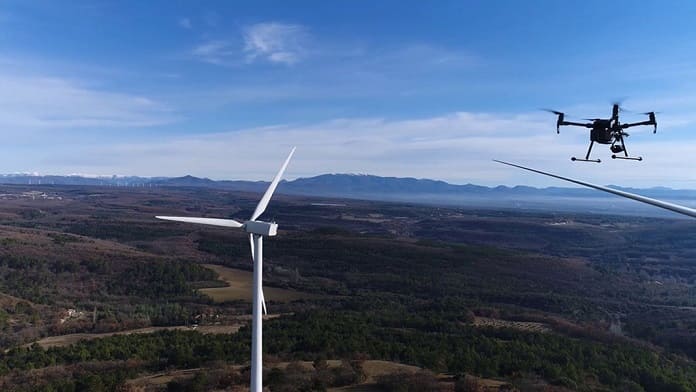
{"left": 156, "top": 147, "right": 295, "bottom": 392}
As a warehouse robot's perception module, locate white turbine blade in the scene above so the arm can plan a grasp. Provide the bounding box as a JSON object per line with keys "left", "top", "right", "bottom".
{"left": 494, "top": 160, "right": 696, "bottom": 219}
{"left": 249, "top": 233, "right": 255, "bottom": 259}
{"left": 261, "top": 289, "right": 267, "bottom": 315}
{"left": 250, "top": 147, "right": 296, "bottom": 221}
{"left": 249, "top": 233, "right": 267, "bottom": 315}
{"left": 156, "top": 216, "right": 244, "bottom": 228}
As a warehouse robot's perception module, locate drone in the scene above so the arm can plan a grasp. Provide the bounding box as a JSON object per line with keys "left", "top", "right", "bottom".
{"left": 545, "top": 104, "right": 657, "bottom": 163}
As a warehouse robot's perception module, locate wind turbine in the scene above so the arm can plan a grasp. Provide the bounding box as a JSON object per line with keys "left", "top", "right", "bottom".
{"left": 156, "top": 147, "right": 295, "bottom": 392}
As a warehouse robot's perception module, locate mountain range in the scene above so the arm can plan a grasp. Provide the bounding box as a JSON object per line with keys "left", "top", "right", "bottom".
{"left": 2, "top": 173, "right": 696, "bottom": 207}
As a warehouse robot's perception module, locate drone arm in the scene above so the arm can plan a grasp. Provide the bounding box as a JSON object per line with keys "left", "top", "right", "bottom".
{"left": 622, "top": 120, "right": 657, "bottom": 133}
{"left": 622, "top": 112, "right": 657, "bottom": 133}
{"left": 547, "top": 111, "right": 591, "bottom": 133}
{"left": 560, "top": 121, "right": 593, "bottom": 128}
{"left": 621, "top": 120, "right": 652, "bottom": 128}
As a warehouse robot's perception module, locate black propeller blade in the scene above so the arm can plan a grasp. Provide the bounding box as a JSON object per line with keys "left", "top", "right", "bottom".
{"left": 541, "top": 108, "right": 564, "bottom": 115}
{"left": 541, "top": 109, "right": 566, "bottom": 134}
{"left": 642, "top": 112, "right": 658, "bottom": 133}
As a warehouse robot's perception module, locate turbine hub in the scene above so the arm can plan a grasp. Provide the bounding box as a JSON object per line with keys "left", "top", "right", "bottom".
{"left": 244, "top": 220, "right": 278, "bottom": 236}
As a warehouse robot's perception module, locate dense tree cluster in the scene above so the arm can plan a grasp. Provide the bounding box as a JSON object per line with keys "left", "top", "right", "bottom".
{"left": 262, "top": 310, "right": 696, "bottom": 391}
{"left": 109, "top": 260, "right": 216, "bottom": 299}
{"left": 66, "top": 221, "right": 183, "bottom": 242}
{"left": 0, "top": 309, "right": 695, "bottom": 391}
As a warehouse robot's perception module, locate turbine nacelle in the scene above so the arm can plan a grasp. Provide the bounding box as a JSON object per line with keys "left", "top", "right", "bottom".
{"left": 244, "top": 220, "right": 278, "bottom": 236}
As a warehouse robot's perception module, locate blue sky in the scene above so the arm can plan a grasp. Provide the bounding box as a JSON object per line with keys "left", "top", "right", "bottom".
{"left": 2, "top": 1, "right": 696, "bottom": 187}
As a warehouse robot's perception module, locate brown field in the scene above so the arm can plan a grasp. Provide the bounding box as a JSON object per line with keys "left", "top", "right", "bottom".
{"left": 200, "top": 264, "right": 316, "bottom": 303}
{"left": 125, "top": 368, "right": 202, "bottom": 388}
{"left": 328, "top": 360, "right": 508, "bottom": 391}
{"left": 28, "top": 324, "right": 242, "bottom": 349}
{"left": 473, "top": 316, "right": 551, "bottom": 333}
{"left": 0, "top": 225, "right": 151, "bottom": 261}
{"left": 127, "top": 360, "right": 509, "bottom": 391}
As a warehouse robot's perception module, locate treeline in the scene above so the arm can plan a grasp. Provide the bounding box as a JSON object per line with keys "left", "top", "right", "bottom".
{"left": 0, "top": 330, "right": 247, "bottom": 374}
{"left": 0, "top": 361, "right": 141, "bottom": 392}
{"left": 262, "top": 310, "right": 696, "bottom": 391}
{"left": 66, "top": 221, "right": 184, "bottom": 242}
{"left": 2, "top": 310, "right": 696, "bottom": 391}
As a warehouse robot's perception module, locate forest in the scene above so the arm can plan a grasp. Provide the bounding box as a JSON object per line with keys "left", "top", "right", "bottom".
{"left": 0, "top": 184, "right": 694, "bottom": 390}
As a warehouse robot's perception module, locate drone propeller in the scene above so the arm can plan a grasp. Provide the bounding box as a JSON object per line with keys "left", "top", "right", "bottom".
{"left": 612, "top": 97, "right": 628, "bottom": 107}
{"left": 542, "top": 109, "right": 565, "bottom": 134}
{"left": 583, "top": 118, "right": 601, "bottom": 121}
{"left": 642, "top": 112, "right": 658, "bottom": 133}
{"left": 541, "top": 108, "right": 564, "bottom": 115}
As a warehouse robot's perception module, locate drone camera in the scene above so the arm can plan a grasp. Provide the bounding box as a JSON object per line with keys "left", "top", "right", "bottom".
{"left": 611, "top": 145, "right": 624, "bottom": 153}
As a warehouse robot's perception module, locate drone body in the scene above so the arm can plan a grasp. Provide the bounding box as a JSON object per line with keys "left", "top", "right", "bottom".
{"left": 546, "top": 104, "right": 657, "bottom": 163}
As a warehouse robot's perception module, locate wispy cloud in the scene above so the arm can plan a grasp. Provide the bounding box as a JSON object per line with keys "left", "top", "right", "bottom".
{"left": 188, "top": 22, "right": 471, "bottom": 73}
{"left": 190, "top": 22, "right": 309, "bottom": 66}
{"left": 178, "top": 17, "right": 192, "bottom": 30}
{"left": 191, "top": 40, "right": 237, "bottom": 65}
{"left": 366, "top": 44, "right": 478, "bottom": 71}
{"left": 243, "top": 22, "right": 308, "bottom": 65}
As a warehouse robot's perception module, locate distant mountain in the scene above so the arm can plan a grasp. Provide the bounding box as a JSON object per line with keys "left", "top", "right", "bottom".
{"left": 2, "top": 172, "right": 696, "bottom": 206}
{"left": 284, "top": 174, "right": 490, "bottom": 196}
{"left": 0, "top": 174, "right": 158, "bottom": 186}
{"left": 151, "top": 175, "right": 217, "bottom": 187}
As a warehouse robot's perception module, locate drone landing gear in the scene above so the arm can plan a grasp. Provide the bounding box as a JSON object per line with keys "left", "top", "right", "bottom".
{"left": 610, "top": 135, "right": 643, "bottom": 161}
{"left": 571, "top": 157, "right": 601, "bottom": 163}
{"left": 612, "top": 155, "right": 643, "bottom": 161}
{"left": 572, "top": 141, "right": 600, "bottom": 162}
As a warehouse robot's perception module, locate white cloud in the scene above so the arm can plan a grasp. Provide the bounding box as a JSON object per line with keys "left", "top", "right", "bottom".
{"left": 49, "top": 107, "right": 696, "bottom": 189}
{"left": 0, "top": 73, "right": 175, "bottom": 129}
{"left": 33, "top": 112, "right": 576, "bottom": 182}
{"left": 10, "top": 107, "right": 696, "bottom": 189}
{"left": 243, "top": 22, "right": 308, "bottom": 65}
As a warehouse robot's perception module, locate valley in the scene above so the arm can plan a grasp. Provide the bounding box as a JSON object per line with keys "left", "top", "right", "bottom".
{"left": 0, "top": 184, "right": 694, "bottom": 390}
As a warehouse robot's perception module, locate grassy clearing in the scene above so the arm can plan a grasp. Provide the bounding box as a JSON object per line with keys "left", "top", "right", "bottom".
{"left": 472, "top": 316, "right": 551, "bottom": 333}
{"left": 199, "top": 264, "right": 316, "bottom": 303}
{"left": 28, "top": 324, "right": 242, "bottom": 349}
